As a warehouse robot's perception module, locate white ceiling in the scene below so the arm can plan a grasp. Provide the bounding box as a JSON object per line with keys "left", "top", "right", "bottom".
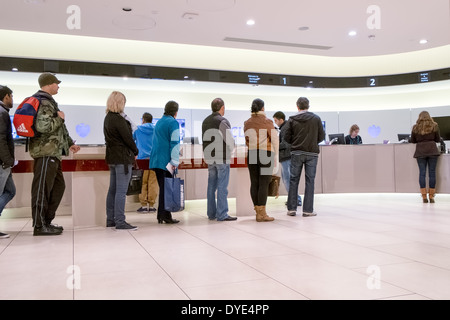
{"left": 1, "top": 0, "right": 449, "bottom": 57}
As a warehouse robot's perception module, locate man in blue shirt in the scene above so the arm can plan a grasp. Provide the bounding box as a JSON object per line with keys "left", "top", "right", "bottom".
{"left": 133, "top": 112, "right": 157, "bottom": 213}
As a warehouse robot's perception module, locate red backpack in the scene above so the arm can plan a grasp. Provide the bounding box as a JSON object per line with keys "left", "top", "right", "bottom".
{"left": 13, "top": 96, "right": 41, "bottom": 138}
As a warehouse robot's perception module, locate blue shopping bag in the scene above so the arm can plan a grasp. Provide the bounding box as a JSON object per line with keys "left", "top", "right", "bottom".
{"left": 164, "top": 173, "right": 185, "bottom": 212}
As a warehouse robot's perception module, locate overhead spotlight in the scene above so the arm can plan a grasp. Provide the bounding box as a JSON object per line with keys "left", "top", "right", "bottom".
{"left": 246, "top": 19, "right": 255, "bottom": 26}
{"left": 184, "top": 75, "right": 189, "bottom": 79}
{"left": 12, "top": 67, "right": 19, "bottom": 72}
{"left": 348, "top": 30, "right": 357, "bottom": 36}
{"left": 419, "top": 39, "right": 428, "bottom": 44}
{"left": 123, "top": 76, "right": 129, "bottom": 80}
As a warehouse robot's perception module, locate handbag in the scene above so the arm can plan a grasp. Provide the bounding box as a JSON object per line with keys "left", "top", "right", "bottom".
{"left": 164, "top": 172, "right": 185, "bottom": 212}
{"left": 126, "top": 165, "right": 144, "bottom": 196}
{"left": 268, "top": 175, "right": 280, "bottom": 198}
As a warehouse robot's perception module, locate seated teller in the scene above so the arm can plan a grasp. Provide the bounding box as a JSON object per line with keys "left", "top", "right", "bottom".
{"left": 345, "top": 124, "right": 363, "bottom": 145}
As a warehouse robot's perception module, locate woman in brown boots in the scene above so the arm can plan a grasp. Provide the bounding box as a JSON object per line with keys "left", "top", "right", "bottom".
{"left": 410, "top": 111, "right": 441, "bottom": 203}
{"left": 244, "top": 98, "right": 279, "bottom": 221}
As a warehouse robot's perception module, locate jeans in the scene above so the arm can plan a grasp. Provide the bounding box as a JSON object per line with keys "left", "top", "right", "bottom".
{"left": 207, "top": 163, "right": 230, "bottom": 220}
{"left": 288, "top": 153, "right": 318, "bottom": 214}
{"left": 417, "top": 156, "right": 438, "bottom": 188}
{"left": 106, "top": 164, "right": 132, "bottom": 227}
{"left": 0, "top": 167, "right": 16, "bottom": 215}
{"left": 247, "top": 150, "right": 273, "bottom": 206}
{"left": 281, "top": 159, "right": 301, "bottom": 205}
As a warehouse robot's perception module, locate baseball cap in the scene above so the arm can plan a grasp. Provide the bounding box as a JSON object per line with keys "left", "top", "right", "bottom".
{"left": 38, "top": 73, "right": 62, "bottom": 88}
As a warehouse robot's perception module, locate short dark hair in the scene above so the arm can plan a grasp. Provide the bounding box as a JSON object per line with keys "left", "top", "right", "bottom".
{"left": 273, "top": 111, "right": 285, "bottom": 121}
{"left": 211, "top": 98, "right": 224, "bottom": 112}
{"left": 0, "top": 85, "right": 12, "bottom": 101}
{"left": 296, "top": 97, "right": 310, "bottom": 110}
{"left": 251, "top": 98, "right": 264, "bottom": 113}
{"left": 142, "top": 112, "right": 153, "bottom": 123}
{"left": 164, "top": 100, "right": 179, "bottom": 117}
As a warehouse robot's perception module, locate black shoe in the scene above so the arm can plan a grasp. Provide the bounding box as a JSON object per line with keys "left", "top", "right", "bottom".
{"left": 148, "top": 207, "right": 157, "bottom": 212}
{"left": 219, "top": 216, "right": 237, "bottom": 221}
{"left": 115, "top": 222, "right": 138, "bottom": 231}
{"left": 158, "top": 218, "right": 180, "bottom": 224}
{"left": 0, "top": 232, "right": 10, "bottom": 239}
{"left": 33, "top": 225, "right": 62, "bottom": 236}
{"left": 46, "top": 224, "right": 64, "bottom": 231}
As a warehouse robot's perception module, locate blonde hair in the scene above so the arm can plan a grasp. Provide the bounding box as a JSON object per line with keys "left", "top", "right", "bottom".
{"left": 412, "top": 111, "right": 438, "bottom": 135}
{"left": 106, "top": 91, "right": 126, "bottom": 113}
{"left": 349, "top": 124, "right": 360, "bottom": 135}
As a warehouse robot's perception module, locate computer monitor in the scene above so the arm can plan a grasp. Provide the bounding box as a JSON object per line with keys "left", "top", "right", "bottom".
{"left": 432, "top": 116, "right": 450, "bottom": 140}
{"left": 328, "top": 133, "right": 345, "bottom": 145}
{"left": 183, "top": 137, "right": 199, "bottom": 144}
{"left": 397, "top": 134, "right": 411, "bottom": 142}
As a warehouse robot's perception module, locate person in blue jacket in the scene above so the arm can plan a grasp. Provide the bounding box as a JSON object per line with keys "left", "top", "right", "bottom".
{"left": 133, "top": 112, "right": 158, "bottom": 213}
{"left": 149, "top": 101, "right": 181, "bottom": 224}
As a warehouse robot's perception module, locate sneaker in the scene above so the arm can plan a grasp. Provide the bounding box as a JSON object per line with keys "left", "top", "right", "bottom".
{"left": 33, "top": 225, "right": 62, "bottom": 236}
{"left": 148, "top": 207, "right": 157, "bottom": 212}
{"left": 302, "top": 212, "right": 317, "bottom": 217}
{"left": 136, "top": 207, "right": 149, "bottom": 213}
{"left": 106, "top": 222, "right": 116, "bottom": 228}
{"left": 0, "top": 232, "right": 10, "bottom": 239}
{"left": 287, "top": 211, "right": 296, "bottom": 216}
{"left": 46, "top": 224, "right": 64, "bottom": 231}
{"left": 115, "top": 222, "right": 138, "bottom": 231}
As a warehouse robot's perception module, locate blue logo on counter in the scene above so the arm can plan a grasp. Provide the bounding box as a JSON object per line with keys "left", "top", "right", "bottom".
{"left": 76, "top": 123, "right": 91, "bottom": 138}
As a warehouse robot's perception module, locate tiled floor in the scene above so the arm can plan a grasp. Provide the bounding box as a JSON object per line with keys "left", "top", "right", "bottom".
{"left": 1, "top": 193, "right": 450, "bottom": 300}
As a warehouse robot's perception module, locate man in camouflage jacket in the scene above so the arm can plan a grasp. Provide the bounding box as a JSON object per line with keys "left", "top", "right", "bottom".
{"left": 30, "top": 73, "right": 80, "bottom": 236}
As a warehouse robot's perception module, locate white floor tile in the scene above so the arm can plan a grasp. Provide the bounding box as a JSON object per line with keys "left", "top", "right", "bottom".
{"left": 2, "top": 193, "right": 450, "bottom": 300}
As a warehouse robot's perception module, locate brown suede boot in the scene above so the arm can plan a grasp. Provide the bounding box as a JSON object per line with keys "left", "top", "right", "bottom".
{"left": 420, "top": 188, "right": 428, "bottom": 203}
{"left": 255, "top": 205, "right": 275, "bottom": 222}
{"left": 429, "top": 188, "right": 436, "bottom": 203}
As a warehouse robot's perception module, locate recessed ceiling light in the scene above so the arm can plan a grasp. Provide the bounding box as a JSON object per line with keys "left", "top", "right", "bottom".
{"left": 123, "top": 76, "right": 129, "bottom": 80}
{"left": 12, "top": 67, "right": 18, "bottom": 72}
{"left": 246, "top": 19, "right": 255, "bottom": 26}
{"left": 298, "top": 26, "right": 309, "bottom": 31}
{"left": 184, "top": 75, "right": 189, "bottom": 79}
{"left": 348, "top": 30, "right": 357, "bottom": 36}
{"left": 419, "top": 39, "right": 428, "bottom": 44}
{"left": 122, "top": 7, "right": 132, "bottom": 12}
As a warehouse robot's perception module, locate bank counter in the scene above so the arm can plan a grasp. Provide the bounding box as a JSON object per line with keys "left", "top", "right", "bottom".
{"left": 10, "top": 143, "right": 450, "bottom": 228}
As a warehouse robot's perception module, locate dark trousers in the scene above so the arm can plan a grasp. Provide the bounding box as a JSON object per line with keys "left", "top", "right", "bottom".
{"left": 153, "top": 168, "right": 174, "bottom": 220}
{"left": 31, "top": 157, "right": 65, "bottom": 227}
{"left": 247, "top": 150, "right": 273, "bottom": 206}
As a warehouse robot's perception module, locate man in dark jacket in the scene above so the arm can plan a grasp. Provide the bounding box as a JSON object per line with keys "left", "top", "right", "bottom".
{"left": 30, "top": 73, "right": 80, "bottom": 236}
{"left": 0, "top": 85, "right": 16, "bottom": 239}
{"left": 202, "top": 98, "right": 237, "bottom": 221}
{"left": 284, "top": 97, "right": 325, "bottom": 217}
{"left": 273, "top": 111, "right": 302, "bottom": 207}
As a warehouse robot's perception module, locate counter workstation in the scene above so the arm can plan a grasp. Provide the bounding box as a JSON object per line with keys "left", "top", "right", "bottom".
{"left": 9, "top": 143, "right": 450, "bottom": 228}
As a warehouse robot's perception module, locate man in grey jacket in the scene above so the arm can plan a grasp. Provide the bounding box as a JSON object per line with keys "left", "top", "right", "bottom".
{"left": 284, "top": 97, "right": 325, "bottom": 217}
{"left": 202, "top": 98, "right": 237, "bottom": 221}
{"left": 0, "top": 85, "right": 16, "bottom": 239}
